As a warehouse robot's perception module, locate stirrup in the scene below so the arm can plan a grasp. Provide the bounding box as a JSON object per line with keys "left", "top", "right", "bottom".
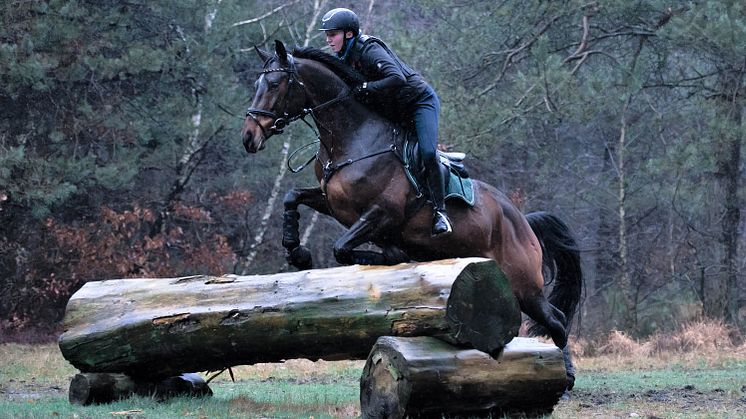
{"left": 431, "top": 210, "right": 453, "bottom": 236}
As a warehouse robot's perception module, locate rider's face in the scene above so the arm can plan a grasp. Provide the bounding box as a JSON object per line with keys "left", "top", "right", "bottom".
{"left": 325, "top": 30, "right": 351, "bottom": 54}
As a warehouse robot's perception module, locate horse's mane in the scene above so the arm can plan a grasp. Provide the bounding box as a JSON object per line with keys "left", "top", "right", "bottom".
{"left": 292, "top": 46, "right": 366, "bottom": 86}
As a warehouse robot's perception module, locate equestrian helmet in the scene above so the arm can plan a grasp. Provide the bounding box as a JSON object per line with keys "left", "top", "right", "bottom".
{"left": 319, "top": 8, "right": 359, "bottom": 35}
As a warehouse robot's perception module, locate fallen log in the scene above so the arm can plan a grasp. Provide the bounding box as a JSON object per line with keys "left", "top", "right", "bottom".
{"left": 360, "top": 336, "right": 566, "bottom": 419}
{"left": 69, "top": 372, "right": 211, "bottom": 405}
{"left": 59, "top": 258, "right": 520, "bottom": 378}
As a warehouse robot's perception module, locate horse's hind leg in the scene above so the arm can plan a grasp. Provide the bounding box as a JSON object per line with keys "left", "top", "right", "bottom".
{"left": 518, "top": 293, "right": 568, "bottom": 349}
{"left": 562, "top": 345, "right": 576, "bottom": 390}
{"left": 520, "top": 293, "right": 578, "bottom": 390}
{"left": 282, "top": 187, "right": 330, "bottom": 270}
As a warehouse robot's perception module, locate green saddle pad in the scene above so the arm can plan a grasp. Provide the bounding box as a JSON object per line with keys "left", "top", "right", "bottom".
{"left": 445, "top": 169, "right": 475, "bottom": 206}
{"left": 402, "top": 139, "right": 475, "bottom": 207}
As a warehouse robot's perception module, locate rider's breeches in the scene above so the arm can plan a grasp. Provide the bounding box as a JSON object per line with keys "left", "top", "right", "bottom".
{"left": 411, "top": 87, "right": 441, "bottom": 175}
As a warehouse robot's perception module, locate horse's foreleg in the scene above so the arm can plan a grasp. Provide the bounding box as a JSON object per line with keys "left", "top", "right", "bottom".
{"left": 282, "top": 187, "right": 330, "bottom": 270}
{"left": 333, "top": 206, "right": 383, "bottom": 265}
{"left": 333, "top": 206, "right": 406, "bottom": 266}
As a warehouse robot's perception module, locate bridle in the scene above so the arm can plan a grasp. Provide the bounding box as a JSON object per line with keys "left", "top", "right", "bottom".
{"left": 245, "top": 55, "right": 350, "bottom": 140}
{"left": 245, "top": 55, "right": 303, "bottom": 138}
{"left": 245, "top": 54, "right": 397, "bottom": 184}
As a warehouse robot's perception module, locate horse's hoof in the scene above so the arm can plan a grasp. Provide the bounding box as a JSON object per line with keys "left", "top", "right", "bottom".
{"left": 287, "top": 246, "right": 312, "bottom": 270}
{"left": 566, "top": 373, "right": 576, "bottom": 391}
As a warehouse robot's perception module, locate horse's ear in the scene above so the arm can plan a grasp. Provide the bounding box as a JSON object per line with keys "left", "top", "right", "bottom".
{"left": 274, "top": 40, "right": 289, "bottom": 64}
{"left": 254, "top": 45, "right": 271, "bottom": 64}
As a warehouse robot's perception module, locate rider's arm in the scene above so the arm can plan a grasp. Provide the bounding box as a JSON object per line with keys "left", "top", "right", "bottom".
{"left": 360, "top": 43, "right": 405, "bottom": 94}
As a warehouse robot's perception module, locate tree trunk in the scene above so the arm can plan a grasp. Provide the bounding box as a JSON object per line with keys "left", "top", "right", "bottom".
{"left": 359, "top": 336, "right": 566, "bottom": 419}
{"left": 705, "top": 68, "right": 743, "bottom": 325}
{"left": 69, "top": 372, "right": 211, "bottom": 405}
{"left": 617, "top": 97, "right": 638, "bottom": 332}
{"left": 59, "top": 258, "right": 520, "bottom": 379}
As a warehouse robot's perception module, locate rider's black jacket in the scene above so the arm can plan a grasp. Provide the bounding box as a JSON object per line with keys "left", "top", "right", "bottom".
{"left": 343, "top": 35, "right": 433, "bottom": 116}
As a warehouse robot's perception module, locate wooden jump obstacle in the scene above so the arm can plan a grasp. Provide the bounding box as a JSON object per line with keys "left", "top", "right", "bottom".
{"left": 361, "top": 337, "right": 565, "bottom": 418}
{"left": 58, "top": 258, "right": 566, "bottom": 415}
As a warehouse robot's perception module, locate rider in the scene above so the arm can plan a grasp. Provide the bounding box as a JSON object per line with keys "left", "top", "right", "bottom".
{"left": 319, "top": 7, "right": 453, "bottom": 237}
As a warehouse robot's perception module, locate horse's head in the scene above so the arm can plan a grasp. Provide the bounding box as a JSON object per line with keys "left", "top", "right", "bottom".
{"left": 242, "top": 40, "right": 307, "bottom": 153}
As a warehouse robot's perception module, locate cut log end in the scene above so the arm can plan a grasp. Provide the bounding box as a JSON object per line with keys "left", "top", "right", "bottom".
{"left": 360, "top": 349, "right": 410, "bottom": 419}
{"left": 445, "top": 261, "right": 521, "bottom": 354}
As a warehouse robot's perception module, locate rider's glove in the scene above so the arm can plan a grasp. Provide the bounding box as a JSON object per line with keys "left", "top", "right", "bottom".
{"left": 353, "top": 82, "right": 370, "bottom": 102}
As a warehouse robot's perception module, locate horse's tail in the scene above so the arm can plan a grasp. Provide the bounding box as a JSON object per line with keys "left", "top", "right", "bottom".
{"left": 525, "top": 211, "right": 583, "bottom": 337}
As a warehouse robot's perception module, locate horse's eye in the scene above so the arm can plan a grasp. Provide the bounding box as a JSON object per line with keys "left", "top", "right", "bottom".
{"left": 268, "top": 81, "right": 280, "bottom": 90}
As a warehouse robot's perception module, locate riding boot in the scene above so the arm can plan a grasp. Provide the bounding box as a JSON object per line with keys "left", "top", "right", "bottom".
{"left": 427, "top": 166, "right": 453, "bottom": 236}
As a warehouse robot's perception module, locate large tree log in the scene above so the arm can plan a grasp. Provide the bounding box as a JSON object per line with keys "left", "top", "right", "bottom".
{"left": 59, "top": 258, "right": 520, "bottom": 378}
{"left": 69, "top": 372, "right": 211, "bottom": 405}
{"left": 360, "top": 336, "right": 566, "bottom": 419}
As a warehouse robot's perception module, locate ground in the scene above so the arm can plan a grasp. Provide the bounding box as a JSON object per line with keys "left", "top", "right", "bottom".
{"left": 2, "top": 323, "right": 746, "bottom": 418}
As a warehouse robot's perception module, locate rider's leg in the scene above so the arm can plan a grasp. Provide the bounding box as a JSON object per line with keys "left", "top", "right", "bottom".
{"left": 413, "top": 90, "right": 452, "bottom": 236}
{"left": 425, "top": 161, "right": 451, "bottom": 235}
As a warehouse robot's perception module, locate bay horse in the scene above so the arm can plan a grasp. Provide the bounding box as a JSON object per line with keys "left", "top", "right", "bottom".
{"left": 241, "top": 40, "right": 582, "bottom": 389}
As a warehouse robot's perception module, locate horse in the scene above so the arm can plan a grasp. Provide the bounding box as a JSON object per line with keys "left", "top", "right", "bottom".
{"left": 241, "top": 40, "right": 583, "bottom": 390}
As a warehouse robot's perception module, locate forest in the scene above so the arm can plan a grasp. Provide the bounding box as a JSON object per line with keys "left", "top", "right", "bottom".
{"left": 0, "top": 0, "right": 743, "bottom": 340}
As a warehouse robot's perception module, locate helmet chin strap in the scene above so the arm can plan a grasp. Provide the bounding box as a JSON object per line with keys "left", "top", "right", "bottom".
{"left": 338, "top": 35, "right": 358, "bottom": 61}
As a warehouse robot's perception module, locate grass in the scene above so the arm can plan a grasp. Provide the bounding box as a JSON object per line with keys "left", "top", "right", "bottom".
{"left": 0, "top": 343, "right": 77, "bottom": 384}
{"left": 578, "top": 364, "right": 746, "bottom": 393}
{"left": 0, "top": 372, "right": 362, "bottom": 419}
{"left": 2, "top": 321, "right": 745, "bottom": 418}
{"left": 551, "top": 322, "right": 746, "bottom": 419}
{"left": 0, "top": 351, "right": 364, "bottom": 419}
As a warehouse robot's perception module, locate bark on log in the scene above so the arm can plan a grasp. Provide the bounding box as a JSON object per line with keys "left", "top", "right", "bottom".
{"left": 69, "top": 372, "right": 211, "bottom": 405}
{"left": 59, "top": 258, "right": 520, "bottom": 379}
{"left": 360, "top": 336, "right": 566, "bottom": 419}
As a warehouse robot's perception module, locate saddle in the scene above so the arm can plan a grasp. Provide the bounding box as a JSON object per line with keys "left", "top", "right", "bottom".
{"left": 398, "top": 130, "right": 475, "bottom": 207}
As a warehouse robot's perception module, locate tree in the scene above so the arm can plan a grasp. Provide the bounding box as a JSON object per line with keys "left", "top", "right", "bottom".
{"left": 0, "top": 0, "right": 742, "bottom": 335}
{"left": 660, "top": 1, "right": 744, "bottom": 325}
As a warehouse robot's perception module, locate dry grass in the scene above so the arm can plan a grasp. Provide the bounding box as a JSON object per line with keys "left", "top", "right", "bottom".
{"left": 228, "top": 396, "right": 360, "bottom": 418}
{"left": 206, "top": 358, "right": 363, "bottom": 383}
{"left": 598, "top": 329, "right": 644, "bottom": 356}
{"left": 571, "top": 319, "right": 746, "bottom": 371}
{"left": 0, "top": 343, "right": 78, "bottom": 385}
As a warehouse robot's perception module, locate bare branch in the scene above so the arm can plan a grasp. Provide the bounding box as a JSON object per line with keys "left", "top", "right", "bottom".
{"left": 302, "top": 0, "right": 327, "bottom": 47}
{"left": 563, "top": 14, "right": 590, "bottom": 64}
{"left": 479, "top": 12, "right": 565, "bottom": 96}
{"left": 232, "top": 0, "right": 303, "bottom": 27}
{"left": 361, "top": 0, "right": 376, "bottom": 34}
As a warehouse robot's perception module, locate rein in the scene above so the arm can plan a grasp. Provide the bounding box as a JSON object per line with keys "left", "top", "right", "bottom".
{"left": 246, "top": 56, "right": 352, "bottom": 173}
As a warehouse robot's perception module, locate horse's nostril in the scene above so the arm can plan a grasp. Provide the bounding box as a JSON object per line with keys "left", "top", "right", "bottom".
{"left": 243, "top": 132, "right": 254, "bottom": 153}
